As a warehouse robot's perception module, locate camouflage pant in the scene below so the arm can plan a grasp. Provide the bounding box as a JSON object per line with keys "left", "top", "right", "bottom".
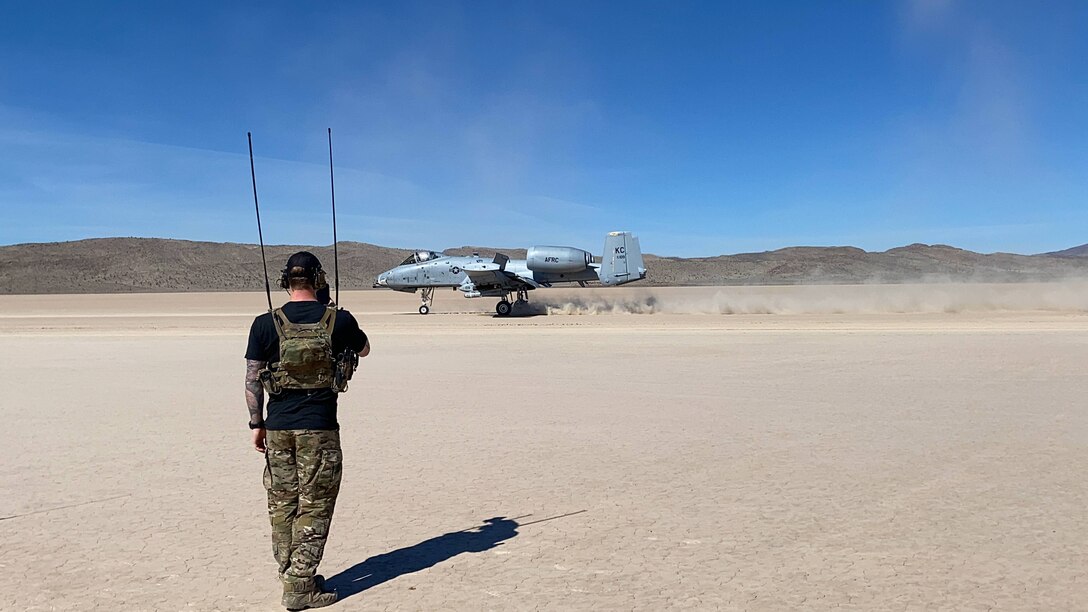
{"left": 263, "top": 429, "right": 343, "bottom": 588}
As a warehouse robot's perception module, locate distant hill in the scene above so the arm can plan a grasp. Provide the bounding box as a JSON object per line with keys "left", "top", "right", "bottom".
{"left": 1041, "top": 244, "right": 1088, "bottom": 258}
{"left": 642, "top": 243, "right": 1088, "bottom": 286}
{"left": 0, "top": 238, "right": 414, "bottom": 294}
{"left": 1, "top": 237, "right": 1086, "bottom": 294}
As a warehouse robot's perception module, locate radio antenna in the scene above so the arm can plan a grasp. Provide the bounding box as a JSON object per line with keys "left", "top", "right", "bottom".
{"left": 327, "top": 127, "right": 340, "bottom": 306}
{"left": 248, "top": 132, "right": 273, "bottom": 311}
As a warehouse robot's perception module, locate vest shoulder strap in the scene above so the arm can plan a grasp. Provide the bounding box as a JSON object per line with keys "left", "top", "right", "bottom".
{"left": 270, "top": 308, "right": 288, "bottom": 341}
{"left": 320, "top": 306, "right": 337, "bottom": 336}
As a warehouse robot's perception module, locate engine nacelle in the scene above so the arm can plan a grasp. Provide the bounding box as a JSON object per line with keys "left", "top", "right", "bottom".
{"left": 526, "top": 246, "right": 592, "bottom": 273}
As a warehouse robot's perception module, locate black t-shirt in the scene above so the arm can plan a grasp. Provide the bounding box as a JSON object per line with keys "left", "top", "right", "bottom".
{"left": 246, "top": 301, "right": 368, "bottom": 431}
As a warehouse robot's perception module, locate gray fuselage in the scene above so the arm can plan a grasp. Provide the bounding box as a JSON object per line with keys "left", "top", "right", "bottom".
{"left": 375, "top": 252, "right": 599, "bottom": 295}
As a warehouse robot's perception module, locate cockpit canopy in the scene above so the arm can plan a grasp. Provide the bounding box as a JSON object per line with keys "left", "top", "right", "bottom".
{"left": 399, "top": 250, "right": 444, "bottom": 266}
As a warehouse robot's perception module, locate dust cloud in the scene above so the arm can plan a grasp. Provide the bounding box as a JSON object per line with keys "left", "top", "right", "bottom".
{"left": 540, "top": 282, "right": 1088, "bottom": 315}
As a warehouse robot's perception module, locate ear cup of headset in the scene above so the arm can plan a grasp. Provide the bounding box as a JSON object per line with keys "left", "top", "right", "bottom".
{"left": 315, "top": 270, "right": 328, "bottom": 290}
{"left": 278, "top": 267, "right": 290, "bottom": 289}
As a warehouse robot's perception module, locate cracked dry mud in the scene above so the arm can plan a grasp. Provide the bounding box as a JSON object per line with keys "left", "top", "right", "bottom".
{"left": 1, "top": 285, "right": 1085, "bottom": 611}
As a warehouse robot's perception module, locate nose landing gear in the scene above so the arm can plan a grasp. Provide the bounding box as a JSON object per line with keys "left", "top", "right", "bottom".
{"left": 418, "top": 287, "right": 434, "bottom": 315}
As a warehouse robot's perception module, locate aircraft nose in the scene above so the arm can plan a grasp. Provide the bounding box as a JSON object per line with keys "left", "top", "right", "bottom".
{"left": 373, "top": 274, "right": 388, "bottom": 288}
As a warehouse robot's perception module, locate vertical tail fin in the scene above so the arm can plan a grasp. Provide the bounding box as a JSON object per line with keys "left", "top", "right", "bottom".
{"left": 598, "top": 231, "right": 646, "bottom": 286}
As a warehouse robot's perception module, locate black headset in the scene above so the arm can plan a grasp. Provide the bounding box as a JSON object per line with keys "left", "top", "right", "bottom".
{"left": 278, "top": 265, "right": 328, "bottom": 291}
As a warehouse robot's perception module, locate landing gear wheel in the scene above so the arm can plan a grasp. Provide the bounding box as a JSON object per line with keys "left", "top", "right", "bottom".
{"left": 496, "top": 301, "right": 512, "bottom": 317}
{"left": 418, "top": 287, "right": 434, "bottom": 315}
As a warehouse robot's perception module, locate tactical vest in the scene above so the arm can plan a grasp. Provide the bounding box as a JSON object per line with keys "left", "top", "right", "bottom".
{"left": 266, "top": 306, "right": 337, "bottom": 391}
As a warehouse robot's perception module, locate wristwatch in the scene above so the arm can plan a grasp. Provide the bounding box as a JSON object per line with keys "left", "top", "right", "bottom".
{"left": 248, "top": 421, "right": 265, "bottom": 430}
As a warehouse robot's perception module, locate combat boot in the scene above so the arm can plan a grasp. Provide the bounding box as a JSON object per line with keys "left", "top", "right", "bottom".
{"left": 282, "top": 576, "right": 337, "bottom": 611}
{"left": 279, "top": 573, "right": 326, "bottom": 589}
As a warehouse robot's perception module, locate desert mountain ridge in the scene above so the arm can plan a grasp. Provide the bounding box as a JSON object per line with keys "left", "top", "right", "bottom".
{"left": 0, "top": 237, "right": 1086, "bottom": 295}
{"left": 1043, "top": 244, "right": 1088, "bottom": 258}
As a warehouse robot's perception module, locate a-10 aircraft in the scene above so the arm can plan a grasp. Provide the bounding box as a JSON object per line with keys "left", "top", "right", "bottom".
{"left": 373, "top": 231, "right": 646, "bottom": 315}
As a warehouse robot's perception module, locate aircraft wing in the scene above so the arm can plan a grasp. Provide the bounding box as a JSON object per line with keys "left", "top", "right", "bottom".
{"left": 462, "top": 263, "right": 540, "bottom": 291}
{"left": 461, "top": 262, "right": 502, "bottom": 273}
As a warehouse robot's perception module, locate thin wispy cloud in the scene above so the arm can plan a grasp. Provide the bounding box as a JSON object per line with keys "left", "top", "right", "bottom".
{"left": 0, "top": 106, "right": 612, "bottom": 251}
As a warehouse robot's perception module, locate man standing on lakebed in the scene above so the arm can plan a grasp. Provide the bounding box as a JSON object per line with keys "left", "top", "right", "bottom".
{"left": 244, "top": 251, "right": 370, "bottom": 610}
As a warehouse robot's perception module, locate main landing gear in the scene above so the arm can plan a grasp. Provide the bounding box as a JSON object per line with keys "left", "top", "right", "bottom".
{"left": 418, "top": 287, "right": 434, "bottom": 315}
{"left": 495, "top": 288, "right": 530, "bottom": 317}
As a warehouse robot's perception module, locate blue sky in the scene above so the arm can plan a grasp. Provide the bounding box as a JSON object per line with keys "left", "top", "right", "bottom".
{"left": 1, "top": 1, "right": 1085, "bottom": 256}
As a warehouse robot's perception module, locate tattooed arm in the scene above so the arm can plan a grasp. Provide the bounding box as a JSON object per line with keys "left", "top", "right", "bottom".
{"left": 245, "top": 360, "right": 267, "bottom": 452}
{"left": 245, "top": 359, "right": 266, "bottom": 425}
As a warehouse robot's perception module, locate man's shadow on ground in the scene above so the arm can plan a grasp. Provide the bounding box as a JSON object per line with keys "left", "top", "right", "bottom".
{"left": 325, "top": 516, "right": 519, "bottom": 600}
